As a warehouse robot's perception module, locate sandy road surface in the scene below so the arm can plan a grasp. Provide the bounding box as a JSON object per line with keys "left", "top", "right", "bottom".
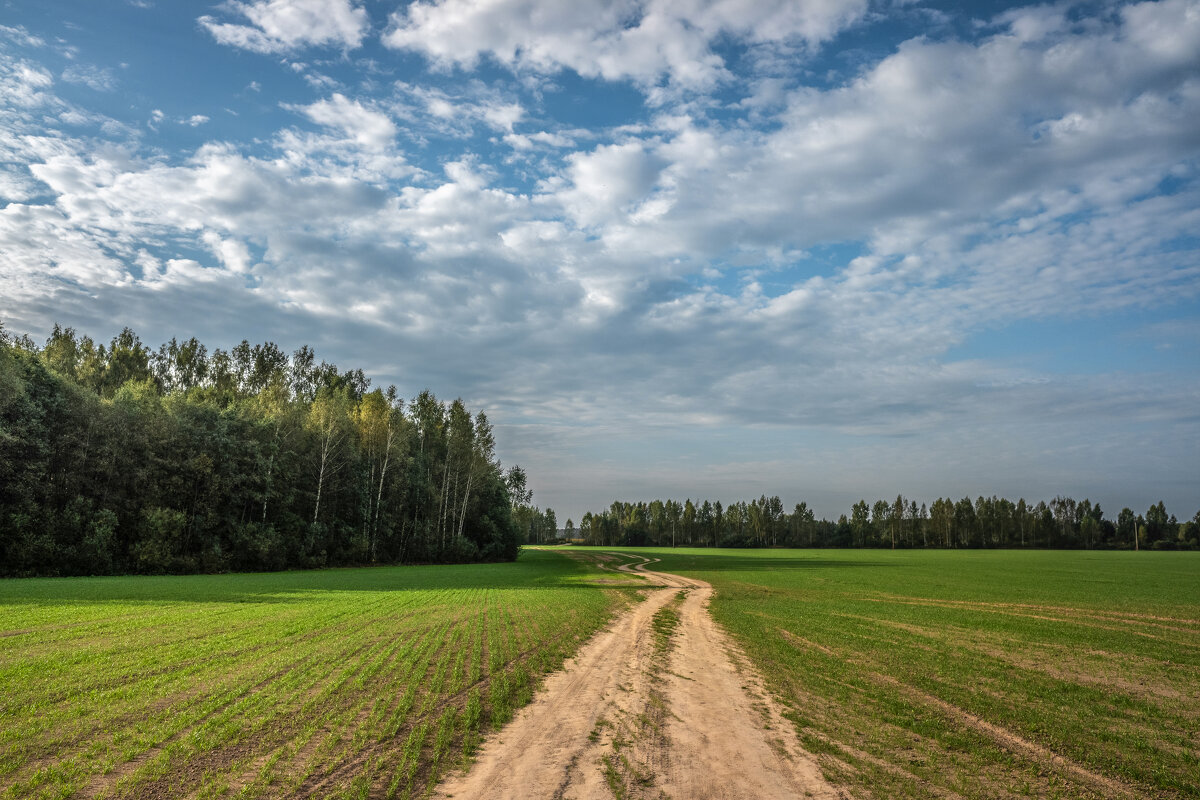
{"left": 433, "top": 553, "right": 846, "bottom": 800}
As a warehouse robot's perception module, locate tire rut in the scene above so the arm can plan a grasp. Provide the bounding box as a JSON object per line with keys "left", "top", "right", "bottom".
{"left": 431, "top": 553, "right": 846, "bottom": 799}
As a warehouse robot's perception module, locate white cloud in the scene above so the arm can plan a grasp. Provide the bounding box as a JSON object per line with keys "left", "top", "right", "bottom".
{"left": 0, "top": 24, "right": 46, "bottom": 48}
{"left": 1, "top": 59, "right": 54, "bottom": 108}
{"left": 503, "top": 130, "right": 575, "bottom": 150}
{"left": 481, "top": 101, "right": 524, "bottom": 133}
{"left": 556, "top": 141, "right": 668, "bottom": 227}
{"left": 295, "top": 93, "right": 396, "bottom": 149}
{"left": 390, "top": 82, "right": 528, "bottom": 137}
{"left": 1122, "top": 0, "right": 1200, "bottom": 66}
{"left": 302, "top": 70, "right": 339, "bottom": 90}
{"left": 201, "top": 230, "right": 253, "bottom": 273}
{"left": 3, "top": 2, "right": 1199, "bottom": 520}
{"left": 199, "top": 0, "right": 369, "bottom": 54}
{"left": 0, "top": 202, "right": 129, "bottom": 294}
{"left": 383, "top": 0, "right": 869, "bottom": 90}
{"left": 520, "top": 0, "right": 1200, "bottom": 274}
{"left": 61, "top": 65, "right": 117, "bottom": 91}
{"left": 7, "top": 3, "right": 1199, "bottom": 386}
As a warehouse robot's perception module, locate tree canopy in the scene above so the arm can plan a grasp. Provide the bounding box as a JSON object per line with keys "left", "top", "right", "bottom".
{"left": 0, "top": 324, "right": 525, "bottom": 576}
{"left": 578, "top": 494, "right": 1199, "bottom": 551}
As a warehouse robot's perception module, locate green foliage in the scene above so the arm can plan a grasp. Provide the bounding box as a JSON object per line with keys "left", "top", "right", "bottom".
{"left": 580, "top": 493, "right": 1194, "bottom": 550}
{"left": 134, "top": 506, "right": 190, "bottom": 573}
{"left": 0, "top": 325, "right": 525, "bottom": 576}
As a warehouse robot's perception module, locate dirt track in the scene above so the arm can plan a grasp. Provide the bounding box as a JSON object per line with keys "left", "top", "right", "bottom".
{"left": 433, "top": 553, "right": 846, "bottom": 800}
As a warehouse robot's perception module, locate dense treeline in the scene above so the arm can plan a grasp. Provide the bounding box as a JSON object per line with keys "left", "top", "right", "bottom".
{"left": 578, "top": 495, "right": 1200, "bottom": 550}
{"left": 501, "top": 466, "right": 560, "bottom": 548}
{"left": 0, "top": 324, "right": 527, "bottom": 576}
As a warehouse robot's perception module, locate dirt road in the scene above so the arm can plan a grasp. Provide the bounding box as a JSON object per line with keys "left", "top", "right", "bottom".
{"left": 433, "top": 553, "right": 846, "bottom": 800}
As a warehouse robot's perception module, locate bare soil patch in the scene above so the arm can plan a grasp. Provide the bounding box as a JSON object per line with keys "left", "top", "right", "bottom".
{"left": 433, "top": 553, "right": 845, "bottom": 799}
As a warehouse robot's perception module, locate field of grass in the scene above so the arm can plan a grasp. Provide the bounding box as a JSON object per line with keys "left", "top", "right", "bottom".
{"left": 0, "top": 551, "right": 634, "bottom": 800}
{"left": 597, "top": 547, "right": 1200, "bottom": 799}
{"left": 6, "top": 547, "right": 1197, "bottom": 800}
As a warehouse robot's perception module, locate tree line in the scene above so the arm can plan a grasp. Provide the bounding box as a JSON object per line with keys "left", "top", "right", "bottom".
{"left": 0, "top": 324, "right": 530, "bottom": 577}
{"left": 576, "top": 495, "right": 1200, "bottom": 550}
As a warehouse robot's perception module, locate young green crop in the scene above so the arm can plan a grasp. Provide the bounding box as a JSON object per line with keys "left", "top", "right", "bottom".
{"left": 596, "top": 547, "right": 1200, "bottom": 800}
{"left": 0, "top": 550, "right": 634, "bottom": 800}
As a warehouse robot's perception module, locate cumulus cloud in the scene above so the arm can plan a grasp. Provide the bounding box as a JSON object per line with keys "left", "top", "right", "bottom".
{"left": 383, "top": 0, "right": 869, "bottom": 90}
{"left": 295, "top": 93, "right": 396, "bottom": 149}
{"left": 201, "top": 230, "right": 253, "bottom": 273}
{"left": 555, "top": 141, "right": 669, "bottom": 227}
{"left": 199, "top": 0, "right": 369, "bottom": 53}
{"left": 3, "top": 1, "right": 1199, "bottom": 520}
{"left": 521, "top": 0, "right": 1200, "bottom": 276}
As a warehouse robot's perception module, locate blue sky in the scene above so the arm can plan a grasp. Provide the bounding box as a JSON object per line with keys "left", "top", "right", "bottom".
{"left": 2, "top": 0, "right": 1198, "bottom": 523}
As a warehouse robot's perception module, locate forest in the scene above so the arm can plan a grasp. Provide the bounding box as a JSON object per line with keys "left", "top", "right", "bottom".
{"left": 576, "top": 495, "right": 1200, "bottom": 550}
{"left": 0, "top": 324, "right": 539, "bottom": 577}
{"left": 4, "top": 324, "right": 1194, "bottom": 578}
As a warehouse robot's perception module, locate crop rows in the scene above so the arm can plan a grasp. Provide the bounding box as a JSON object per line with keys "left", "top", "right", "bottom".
{"left": 630, "top": 547, "right": 1200, "bottom": 800}
{"left": 0, "top": 551, "right": 631, "bottom": 799}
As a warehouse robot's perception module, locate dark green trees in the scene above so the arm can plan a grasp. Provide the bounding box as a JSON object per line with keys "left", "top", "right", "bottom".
{"left": 0, "top": 324, "right": 523, "bottom": 576}
{"left": 578, "top": 492, "right": 1195, "bottom": 551}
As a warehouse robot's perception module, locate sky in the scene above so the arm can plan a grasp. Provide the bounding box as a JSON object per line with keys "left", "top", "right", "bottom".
{"left": 1, "top": 0, "right": 1198, "bottom": 524}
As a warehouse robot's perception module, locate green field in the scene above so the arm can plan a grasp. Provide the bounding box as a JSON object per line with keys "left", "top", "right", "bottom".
{"left": 594, "top": 547, "right": 1200, "bottom": 799}
{"left": 4, "top": 549, "right": 1198, "bottom": 800}
{"left": 0, "top": 551, "right": 632, "bottom": 800}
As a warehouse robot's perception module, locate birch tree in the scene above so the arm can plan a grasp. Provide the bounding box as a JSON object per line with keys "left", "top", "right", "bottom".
{"left": 308, "top": 387, "right": 351, "bottom": 529}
